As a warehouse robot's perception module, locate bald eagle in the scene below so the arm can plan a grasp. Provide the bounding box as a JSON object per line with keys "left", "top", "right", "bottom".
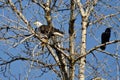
{"left": 100, "top": 28, "right": 111, "bottom": 50}
{"left": 34, "top": 21, "right": 64, "bottom": 50}
{"left": 34, "top": 21, "right": 64, "bottom": 38}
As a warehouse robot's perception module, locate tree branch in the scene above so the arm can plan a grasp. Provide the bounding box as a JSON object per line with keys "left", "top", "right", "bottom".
{"left": 53, "top": 45, "right": 69, "bottom": 59}
{"left": 89, "top": 12, "right": 120, "bottom": 25}
{"left": 85, "top": 0, "right": 98, "bottom": 18}
{"left": 87, "top": 40, "right": 120, "bottom": 54}
{"left": 46, "top": 45, "right": 60, "bottom": 65}
{"left": 8, "top": 0, "right": 34, "bottom": 34}
{"left": 75, "top": 0, "right": 86, "bottom": 16}
{"left": 13, "top": 34, "right": 34, "bottom": 47}
{"left": 96, "top": 49, "right": 120, "bottom": 59}
{"left": 0, "top": 57, "right": 57, "bottom": 68}
{"left": 74, "top": 40, "right": 120, "bottom": 63}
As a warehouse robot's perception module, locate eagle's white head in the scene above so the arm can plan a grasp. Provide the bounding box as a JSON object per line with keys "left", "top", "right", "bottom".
{"left": 34, "top": 21, "right": 43, "bottom": 27}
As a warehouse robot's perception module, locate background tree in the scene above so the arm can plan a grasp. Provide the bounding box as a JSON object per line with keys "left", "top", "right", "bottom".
{"left": 0, "top": 0, "right": 120, "bottom": 80}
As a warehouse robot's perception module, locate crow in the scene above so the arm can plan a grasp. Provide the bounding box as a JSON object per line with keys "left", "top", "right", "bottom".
{"left": 100, "top": 28, "right": 111, "bottom": 50}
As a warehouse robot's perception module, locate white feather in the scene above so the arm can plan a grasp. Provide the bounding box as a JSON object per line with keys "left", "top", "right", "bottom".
{"left": 53, "top": 32, "right": 64, "bottom": 37}
{"left": 34, "top": 21, "right": 43, "bottom": 27}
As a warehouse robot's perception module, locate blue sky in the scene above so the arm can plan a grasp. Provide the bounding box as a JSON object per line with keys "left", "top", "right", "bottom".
{"left": 0, "top": 0, "right": 120, "bottom": 80}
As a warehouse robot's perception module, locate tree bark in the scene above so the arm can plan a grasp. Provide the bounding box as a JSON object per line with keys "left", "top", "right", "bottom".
{"left": 79, "top": 20, "right": 87, "bottom": 80}
{"left": 69, "top": 0, "right": 76, "bottom": 80}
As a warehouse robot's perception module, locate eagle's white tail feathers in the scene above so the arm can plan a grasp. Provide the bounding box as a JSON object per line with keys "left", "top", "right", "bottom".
{"left": 53, "top": 32, "right": 64, "bottom": 37}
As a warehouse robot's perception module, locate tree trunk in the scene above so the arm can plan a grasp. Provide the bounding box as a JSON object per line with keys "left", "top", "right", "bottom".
{"left": 79, "top": 19, "right": 88, "bottom": 80}
{"left": 69, "top": 0, "right": 75, "bottom": 80}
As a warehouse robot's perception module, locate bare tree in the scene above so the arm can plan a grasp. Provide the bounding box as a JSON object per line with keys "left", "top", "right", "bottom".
{"left": 0, "top": 0, "right": 120, "bottom": 80}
